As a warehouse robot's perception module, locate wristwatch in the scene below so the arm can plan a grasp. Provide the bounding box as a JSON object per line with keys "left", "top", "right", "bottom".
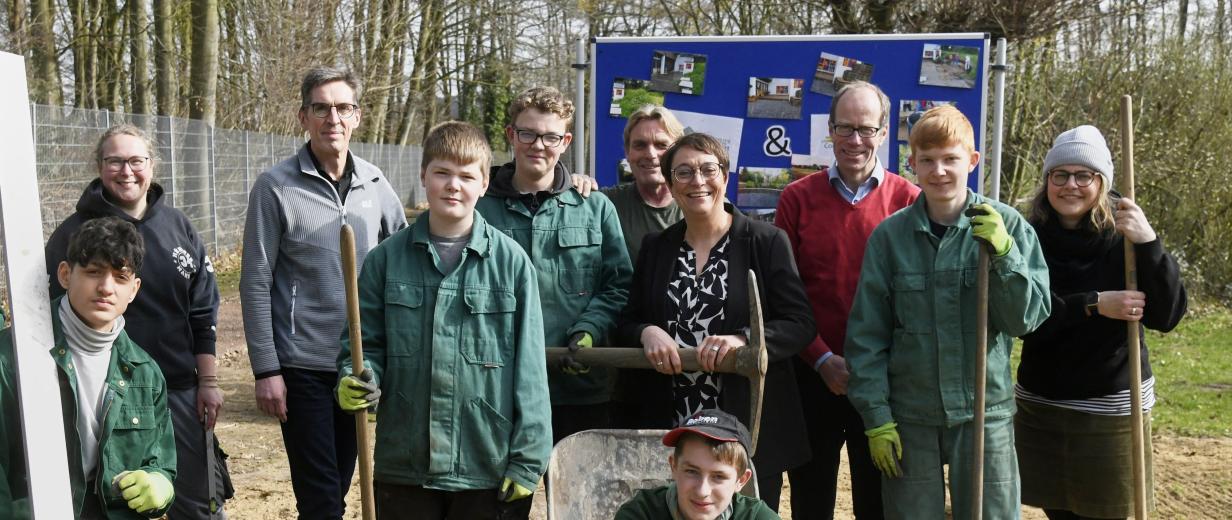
{"left": 1084, "top": 291, "right": 1100, "bottom": 317}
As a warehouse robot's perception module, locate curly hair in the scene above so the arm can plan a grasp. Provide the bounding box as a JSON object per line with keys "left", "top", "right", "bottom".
{"left": 65, "top": 217, "right": 145, "bottom": 274}
{"left": 507, "top": 86, "right": 575, "bottom": 127}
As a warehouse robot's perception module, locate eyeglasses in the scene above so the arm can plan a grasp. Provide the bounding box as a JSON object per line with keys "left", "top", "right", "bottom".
{"left": 831, "top": 123, "right": 882, "bottom": 138}
{"left": 512, "top": 127, "right": 566, "bottom": 148}
{"left": 671, "top": 162, "right": 725, "bottom": 183}
{"left": 102, "top": 156, "right": 150, "bottom": 172}
{"left": 305, "top": 103, "right": 359, "bottom": 119}
{"left": 1048, "top": 169, "right": 1098, "bottom": 187}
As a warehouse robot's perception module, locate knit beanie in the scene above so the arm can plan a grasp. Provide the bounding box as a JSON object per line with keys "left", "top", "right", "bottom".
{"left": 1042, "top": 125, "right": 1114, "bottom": 186}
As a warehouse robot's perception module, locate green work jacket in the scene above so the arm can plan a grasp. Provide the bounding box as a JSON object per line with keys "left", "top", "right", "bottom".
{"left": 1, "top": 298, "right": 177, "bottom": 519}
{"left": 338, "top": 211, "right": 551, "bottom": 492}
{"left": 475, "top": 183, "right": 632, "bottom": 405}
{"left": 846, "top": 190, "right": 1052, "bottom": 428}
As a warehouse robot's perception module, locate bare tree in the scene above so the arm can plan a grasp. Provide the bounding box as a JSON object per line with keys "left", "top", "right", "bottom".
{"left": 130, "top": 0, "right": 152, "bottom": 115}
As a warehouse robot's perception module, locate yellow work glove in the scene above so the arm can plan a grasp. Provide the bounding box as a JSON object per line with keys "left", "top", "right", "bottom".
{"left": 966, "top": 203, "right": 1013, "bottom": 257}
{"left": 560, "top": 332, "right": 593, "bottom": 375}
{"left": 865, "top": 422, "right": 903, "bottom": 478}
{"left": 337, "top": 369, "right": 381, "bottom": 412}
{"left": 113, "top": 470, "right": 174, "bottom": 513}
{"left": 499, "top": 477, "right": 533, "bottom": 502}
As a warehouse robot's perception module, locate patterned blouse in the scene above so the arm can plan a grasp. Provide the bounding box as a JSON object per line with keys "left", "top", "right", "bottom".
{"left": 665, "top": 233, "right": 731, "bottom": 424}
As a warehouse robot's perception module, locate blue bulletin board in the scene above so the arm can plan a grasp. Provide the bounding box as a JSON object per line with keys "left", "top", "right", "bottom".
{"left": 588, "top": 34, "right": 990, "bottom": 209}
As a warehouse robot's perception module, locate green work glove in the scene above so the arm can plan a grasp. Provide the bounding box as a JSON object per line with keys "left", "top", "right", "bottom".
{"left": 966, "top": 203, "right": 1012, "bottom": 257}
{"left": 560, "top": 331, "right": 593, "bottom": 375}
{"left": 499, "top": 477, "right": 533, "bottom": 502}
{"left": 865, "top": 422, "right": 903, "bottom": 478}
{"left": 113, "top": 470, "right": 174, "bottom": 513}
{"left": 337, "top": 369, "right": 381, "bottom": 412}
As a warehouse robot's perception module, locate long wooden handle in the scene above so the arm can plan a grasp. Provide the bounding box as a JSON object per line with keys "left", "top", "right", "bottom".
{"left": 340, "top": 224, "right": 375, "bottom": 520}
{"left": 971, "top": 246, "right": 990, "bottom": 520}
{"left": 1121, "top": 94, "right": 1149, "bottom": 520}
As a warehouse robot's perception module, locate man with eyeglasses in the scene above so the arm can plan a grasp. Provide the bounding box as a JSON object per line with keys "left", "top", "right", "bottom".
{"left": 476, "top": 86, "right": 632, "bottom": 445}
{"left": 774, "top": 81, "right": 920, "bottom": 519}
{"left": 241, "top": 66, "right": 407, "bottom": 520}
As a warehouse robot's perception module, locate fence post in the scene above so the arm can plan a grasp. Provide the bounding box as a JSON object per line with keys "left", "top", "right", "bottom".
{"left": 166, "top": 116, "right": 177, "bottom": 208}
{"left": 209, "top": 125, "right": 219, "bottom": 255}
{"left": 244, "top": 130, "right": 251, "bottom": 192}
{"left": 103, "top": 108, "right": 110, "bottom": 129}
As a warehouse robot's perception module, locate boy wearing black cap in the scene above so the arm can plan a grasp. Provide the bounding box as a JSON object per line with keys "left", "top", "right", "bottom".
{"left": 615, "top": 409, "right": 779, "bottom": 520}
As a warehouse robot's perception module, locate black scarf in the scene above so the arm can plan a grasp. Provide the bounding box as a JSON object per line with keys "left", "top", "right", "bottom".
{"left": 1033, "top": 216, "right": 1121, "bottom": 291}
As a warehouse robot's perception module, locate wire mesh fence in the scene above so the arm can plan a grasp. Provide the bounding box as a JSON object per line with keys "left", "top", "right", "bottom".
{"left": 28, "top": 103, "right": 429, "bottom": 258}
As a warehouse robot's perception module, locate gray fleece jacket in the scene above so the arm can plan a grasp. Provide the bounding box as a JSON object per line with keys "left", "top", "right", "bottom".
{"left": 241, "top": 144, "right": 407, "bottom": 376}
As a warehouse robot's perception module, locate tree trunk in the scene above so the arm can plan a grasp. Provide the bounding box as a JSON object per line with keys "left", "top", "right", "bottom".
{"left": 153, "top": 0, "right": 177, "bottom": 116}
{"left": 130, "top": 0, "right": 152, "bottom": 115}
{"left": 29, "top": 0, "right": 62, "bottom": 105}
{"left": 188, "top": 0, "right": 219, "bottom": 124}
{"left": 1177, "top": 0, "right": 1188, "bottom": 43}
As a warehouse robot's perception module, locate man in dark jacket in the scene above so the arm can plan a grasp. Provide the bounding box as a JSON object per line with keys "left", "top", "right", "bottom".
{"left": 45, "top": 124, "right": 224, "bottom": 519}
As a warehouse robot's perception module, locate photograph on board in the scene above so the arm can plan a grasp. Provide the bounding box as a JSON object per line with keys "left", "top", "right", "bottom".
{"left": 616, "top": 158, "right": 634, "bottom": 183}
{"left": 737, "top": 166, "right": 794, "bottom": 208}
{"left": 811, "top": 52, "right": 874, "bottom": 97}
{"left": 649, "top": 50, "right": 707, "bottom": 95}
{"left": 610, "top": 78, "right": 664, "bottom": 118}
{"left": 897, "top": 143, "right": 917, "bottom": 184}
{"left": 918, "top": 44, "right": 980, "bottom": 88}
{"left": 897, "top": 99, "right": 955, "bottom": 140}
{"left": 747, "top": 77, "right": 805, "bottom": 119}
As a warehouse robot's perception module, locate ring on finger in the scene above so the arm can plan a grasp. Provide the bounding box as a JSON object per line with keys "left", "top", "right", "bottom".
{"left": 711, "top": 346, "right": 720, "bottom": 352}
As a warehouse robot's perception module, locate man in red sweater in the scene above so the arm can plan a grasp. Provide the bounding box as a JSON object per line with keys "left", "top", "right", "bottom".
{"left": 775, "top": 81, "right": 920, "bottom": 519}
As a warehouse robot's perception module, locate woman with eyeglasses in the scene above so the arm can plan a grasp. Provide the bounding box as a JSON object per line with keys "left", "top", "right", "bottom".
{"left": 1015, "top": 125, "right": 1187, "bottom": 520}
{"left": 44, "top": 124, "right": 228, "bottom": 518}
{"left": 615, "top": 133, "right": 816, "bottom": 511}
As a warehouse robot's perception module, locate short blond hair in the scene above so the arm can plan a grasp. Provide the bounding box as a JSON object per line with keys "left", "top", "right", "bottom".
{"left": 95, "top": 124, "right": 159, "bottom": 170}
{"left": 421, "top": 121, "right": 493, "bottom": 178}
{"left": 623, "top": 105, "right": 684, "bottom": 150}
{"left": 908, "top": 105, "right": 975, "bottom": 154}
{"left": 507, "top": 86, "right": 574, "bottom": 128}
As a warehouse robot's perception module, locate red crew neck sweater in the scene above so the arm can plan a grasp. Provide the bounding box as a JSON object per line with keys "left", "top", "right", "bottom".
{"left": 775, "top": 168, "right": 920, "bottom": 365}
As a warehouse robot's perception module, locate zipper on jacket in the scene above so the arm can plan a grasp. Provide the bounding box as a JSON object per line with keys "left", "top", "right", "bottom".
{"left": 290, "top": 282, "right": 297, "bottom": 335}
{"left": 94, "top": 387, "right": 116, "bottom": 503}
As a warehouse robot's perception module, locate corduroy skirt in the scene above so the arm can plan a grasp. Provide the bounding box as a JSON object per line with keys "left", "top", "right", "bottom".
{"left": 1014, "top": 398, "right": 1154, "bottom": 518}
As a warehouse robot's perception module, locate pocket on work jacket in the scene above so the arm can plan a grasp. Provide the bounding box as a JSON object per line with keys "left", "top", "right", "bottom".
{"left": 384, "top": 282, "right": 424, "bottom": 356}
{"left": 891, "top": 273, "right": 931, "bottom": 334}
{"left": 462, "top": 288, "right": 516, "bottom": 366}
{"left": 459, "top": 397, "right": 512, "bottom": 478}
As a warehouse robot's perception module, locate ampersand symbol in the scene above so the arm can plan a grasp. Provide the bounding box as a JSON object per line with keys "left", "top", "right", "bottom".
{"left": 763, "top": 126, "right": 792, "bottom": 157}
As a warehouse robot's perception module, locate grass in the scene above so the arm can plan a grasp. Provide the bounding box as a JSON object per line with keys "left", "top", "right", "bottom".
{"left": 1011, "top": 303, "right": 1232, "bottom": 437}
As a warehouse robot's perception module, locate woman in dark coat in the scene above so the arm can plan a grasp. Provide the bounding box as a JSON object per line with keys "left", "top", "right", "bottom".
{"left": 1016, "top": 125, "right": 1187, "bottom": 520}
{"left": 614, "top": 133, "right": 816, "bottom": 512}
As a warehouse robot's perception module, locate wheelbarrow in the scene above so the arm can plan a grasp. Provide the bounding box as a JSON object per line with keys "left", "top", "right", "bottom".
{"left": 540, "top": 270, "right": 769, "bottom": 518}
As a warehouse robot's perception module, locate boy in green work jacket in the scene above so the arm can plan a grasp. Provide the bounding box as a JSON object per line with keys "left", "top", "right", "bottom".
{"left": 336, "top": 121, "right": 550, "bottom": 519}
{"left": 476, "top": 86, "right": 633, "bottom": 442}
{"left": 846, "top": 106, "right": 1051, "bottom": 520}
{"left": 1, "top": 216, "right": 177, "bottom": 519}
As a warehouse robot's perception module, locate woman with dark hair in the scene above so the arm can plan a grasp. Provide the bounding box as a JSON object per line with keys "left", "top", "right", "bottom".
{"left": 1016, "top": 125, "right": 1187, "bottom": 520}
{"left": 615, "top": 132, "right": 815, "bottom": 511}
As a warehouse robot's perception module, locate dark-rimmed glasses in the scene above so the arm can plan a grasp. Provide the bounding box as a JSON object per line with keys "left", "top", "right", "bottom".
{"left": 831, "top": 124, "right": 882, "bottom": 138}
{"left": 306, "top": 103, "right": 359, "bottom": 119}
{"left": 671, "top": 162, "right": 724, "bottom": 183}
{"left": 103, "top": 156, "right": 150, "bottom": 172}
{"left": 512, "top": 128, "right": 566, "bottom": 148}
{"left": 1048, "top": 169, "right": 1098, "bottom": 187}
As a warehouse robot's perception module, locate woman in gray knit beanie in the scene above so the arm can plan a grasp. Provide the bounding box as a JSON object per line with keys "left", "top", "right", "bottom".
{"left": 1016, "top": 125, "right": 1188, "bottom": 519}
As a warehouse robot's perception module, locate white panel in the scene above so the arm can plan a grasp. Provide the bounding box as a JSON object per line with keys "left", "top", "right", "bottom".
{"left": 0, "top": 51, "right": 74, "bottom": 518}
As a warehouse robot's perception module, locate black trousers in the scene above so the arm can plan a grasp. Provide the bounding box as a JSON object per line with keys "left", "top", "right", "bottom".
{"left": 280, "top": 367, "right": 358, "bottom": 520}
{"left": 374, "top": 481, "right": 532, "bottom": 520}
{"left": 550, "top": 403, "right": 611, "bottom": 443}
{"left": 788, "top": 367, "right": 884, "bottom": 519}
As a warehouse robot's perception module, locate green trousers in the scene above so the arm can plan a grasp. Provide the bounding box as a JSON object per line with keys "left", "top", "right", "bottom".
{"left": 882, "top": 416, "right": 1020, "bottom": 520}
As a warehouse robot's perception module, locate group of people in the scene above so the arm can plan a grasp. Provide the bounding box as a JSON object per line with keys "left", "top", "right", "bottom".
{"left": 0, "top": 65, "right": 1186, "bottom": 520}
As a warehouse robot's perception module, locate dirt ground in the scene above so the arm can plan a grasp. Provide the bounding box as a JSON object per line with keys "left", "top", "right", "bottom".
{"left": 213, "top": 294, "right": 1232, "bottom": 519}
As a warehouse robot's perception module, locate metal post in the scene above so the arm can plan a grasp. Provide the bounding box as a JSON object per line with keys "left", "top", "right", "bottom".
{"left": 988, "top": 38, "right": 1009, "bottom": 201}
{"left": 209, "top": 125, "right": 219, "bottom": 255}
{"left": 103, "top": 108, "right": 110, "bottom": 129}
{"left": 244, "top": 130, "right": 251, "bottom": 193}
{"left": 573, "top": 37, "right": 587, "bottom": 176}
{"left": 166, "top": 116, "right": 177, "bottom": 208}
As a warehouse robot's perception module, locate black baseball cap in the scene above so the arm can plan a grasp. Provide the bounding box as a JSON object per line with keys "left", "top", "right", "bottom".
{"left": 662, "top": 409, "right": 752, "bottom": 453}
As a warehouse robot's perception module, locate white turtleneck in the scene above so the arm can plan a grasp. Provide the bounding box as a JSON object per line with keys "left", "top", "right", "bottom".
{"left": 58, "top": 297, "right": 124, "bottom": 478}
